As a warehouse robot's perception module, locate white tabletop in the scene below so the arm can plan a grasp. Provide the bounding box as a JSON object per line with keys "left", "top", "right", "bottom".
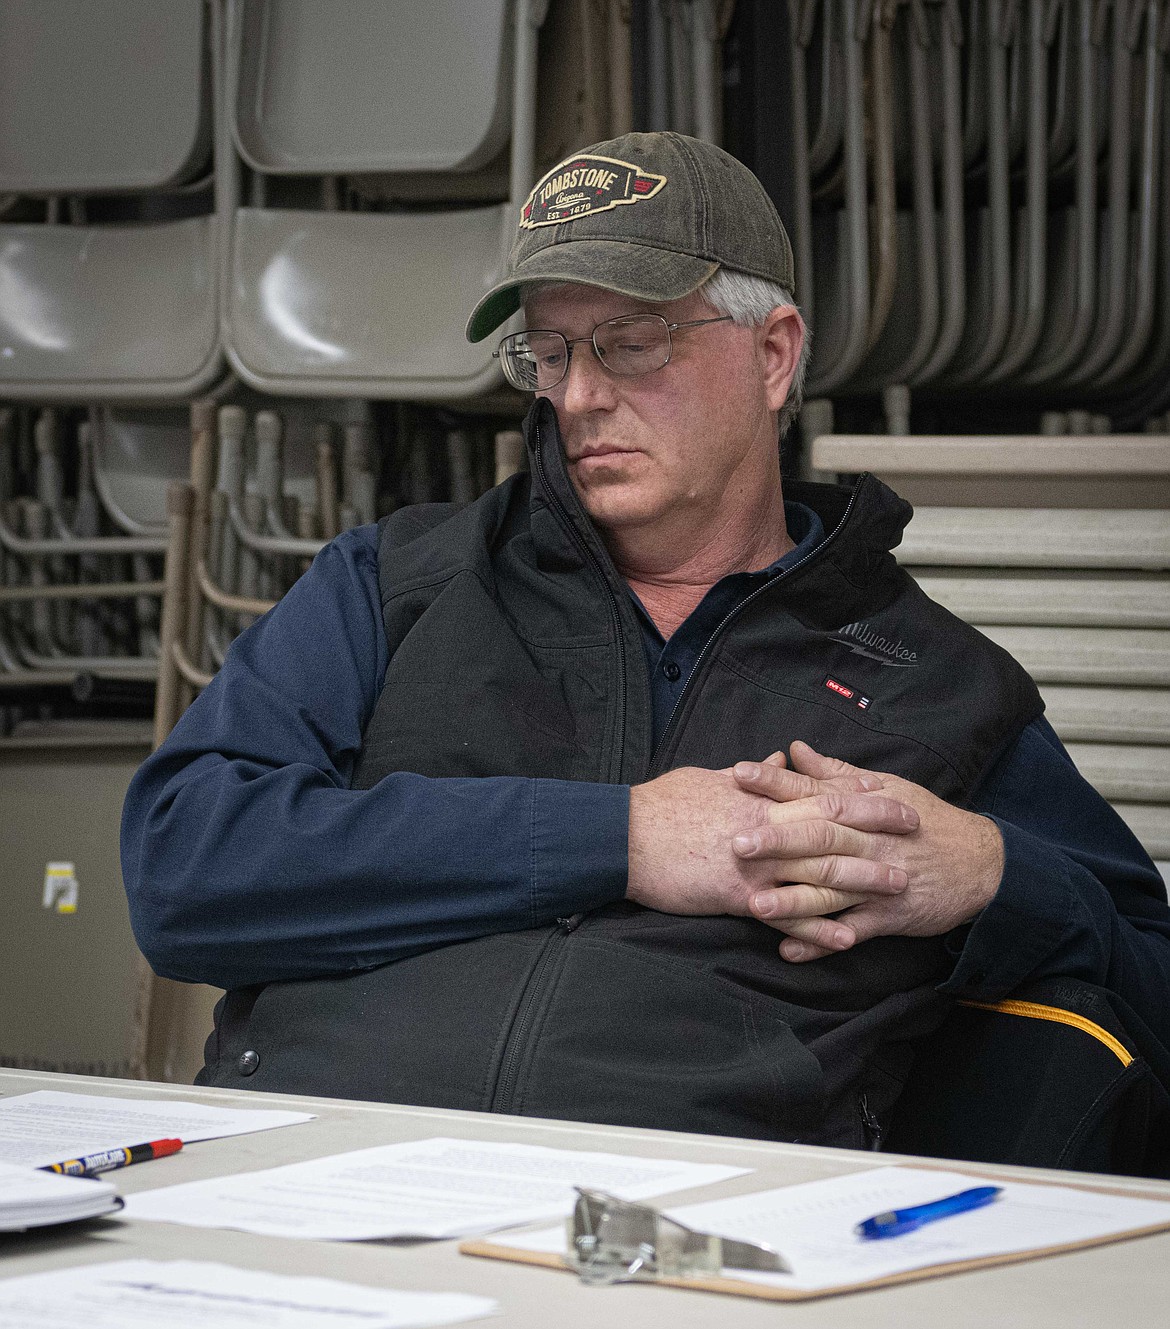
{"left": 1, "top": 1067, "right": 1167, "bottom": 1327}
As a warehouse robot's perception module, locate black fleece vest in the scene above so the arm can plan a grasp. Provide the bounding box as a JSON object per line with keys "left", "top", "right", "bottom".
{"left": 203, "top": 400, "right": 1043, "bottom": 1148}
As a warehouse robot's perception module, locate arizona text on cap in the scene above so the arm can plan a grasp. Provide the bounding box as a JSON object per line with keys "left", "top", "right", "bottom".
{"left": 465, "top": 131, "right": 796, "bottom": 343}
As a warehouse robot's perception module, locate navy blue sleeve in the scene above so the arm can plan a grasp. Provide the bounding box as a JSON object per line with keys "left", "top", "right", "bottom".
{"left": 121, "top": 524, "right": 629, "bottom": 991}
{"left": 940, "top": 717, "right": 1170, "bottom": 1027}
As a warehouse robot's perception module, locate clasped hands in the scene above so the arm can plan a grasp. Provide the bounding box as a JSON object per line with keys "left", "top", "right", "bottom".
{"left": 625, "top": 742, "right": 1004, "bottom": 962}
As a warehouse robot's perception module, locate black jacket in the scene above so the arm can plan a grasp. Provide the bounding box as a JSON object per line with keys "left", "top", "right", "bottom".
{"left": 202, "top": 401, "right": 1043, "bottom": 1148}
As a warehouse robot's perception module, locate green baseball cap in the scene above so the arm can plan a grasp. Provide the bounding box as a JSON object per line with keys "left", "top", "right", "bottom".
{"left": 465, "top": 131, "right": 796, "bottom": 343}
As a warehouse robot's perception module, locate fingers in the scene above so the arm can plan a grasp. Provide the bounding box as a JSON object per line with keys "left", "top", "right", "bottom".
{"left": 780, "top": 935, "right": 837, "bottom": 963}
{"left": 773, "top": 912, "right": 858, "bottom": 959}
{"left": 749, "top": 882, "right": 866, "bottom": 920}
{"left": 788, "top": 740, "right": 889, "bottom": 790}
{"left": 734, "top": 757, "right": 881, "bottom": 802}
{"left": 760, "top": 790, "right": 918, "bottom": 835}
{"left": 734, "top": 810, "right": 914, "bottom": 895}
{"left": 778, "top": 899, "right": 895, "bottom": 962}
{"left": 754, "top": 850, "right": 907, "bottom": 895}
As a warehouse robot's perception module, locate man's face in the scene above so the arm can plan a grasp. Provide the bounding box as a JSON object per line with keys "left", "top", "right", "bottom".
{"left": 523, "top": 283, "right": 783, "bottom": 543}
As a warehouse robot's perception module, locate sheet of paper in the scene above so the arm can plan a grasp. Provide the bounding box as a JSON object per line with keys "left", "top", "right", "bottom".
{"left": 124, "top": 1135, "right": 749, "bottom": 1240}
{"left": 0, "top": 1090, "right": 314, "bottom": 1168}
{"left": 0, "top": 1161, "right": 121, "bottom": 1231}
{"left": 492, "top": 1166, "right": 1170, "bottom": 1292}
{"left": 0, "top": 1259, "right": 496, "bottom": 1329}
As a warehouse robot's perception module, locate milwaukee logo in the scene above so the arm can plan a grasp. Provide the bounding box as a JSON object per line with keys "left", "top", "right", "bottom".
{"left": 831, "top": 620, "right": 920, "bottom": 667}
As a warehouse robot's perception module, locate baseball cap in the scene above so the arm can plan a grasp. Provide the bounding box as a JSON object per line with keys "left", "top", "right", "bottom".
{"left": 465, "top": 131, "right": 796, "bottom": 343}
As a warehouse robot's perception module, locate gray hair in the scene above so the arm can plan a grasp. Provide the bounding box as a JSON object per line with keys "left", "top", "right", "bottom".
{"left": 699, "top": 269, "right": 810, "bottom": 441}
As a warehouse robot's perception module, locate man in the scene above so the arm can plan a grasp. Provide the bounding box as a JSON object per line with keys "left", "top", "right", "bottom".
{"left": 123, "top": 133, "right": 1170, "bottom": 1149}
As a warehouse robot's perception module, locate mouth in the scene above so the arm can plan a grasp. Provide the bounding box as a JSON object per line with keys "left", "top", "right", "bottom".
{"left": 569, "top": 445, "right": 635, "bottom": 462}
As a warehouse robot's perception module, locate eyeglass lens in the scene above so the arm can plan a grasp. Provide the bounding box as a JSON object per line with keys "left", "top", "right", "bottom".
{"left": 499, "top": 315, "right": 673, "bottom": 391}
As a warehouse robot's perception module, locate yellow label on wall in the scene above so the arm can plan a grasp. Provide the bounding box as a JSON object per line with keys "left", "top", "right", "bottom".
{"left": 43, "top": 862, "right": 79, "bottom": 914}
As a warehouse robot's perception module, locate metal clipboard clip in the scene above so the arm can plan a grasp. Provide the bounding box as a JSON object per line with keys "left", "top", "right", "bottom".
{"left": 566, "top": 1187, "right": 791, "bottom": 1286}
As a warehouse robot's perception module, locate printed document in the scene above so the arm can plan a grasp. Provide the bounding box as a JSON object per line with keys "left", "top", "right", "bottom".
{"left": 124, "top": 1135, "right": 748, "bottom": 1240}
{"left": 0, "top": 1259, "right": 496, "bottom": 1329}
{"left": 490, "top": 1165, "right": 1170, "bottom": 1291}
{"left": 0, "top": 1090, "right": 314, "bottom": 1168}
{"left": 0, "top": 1160, "right": 121, "bottom": 1231}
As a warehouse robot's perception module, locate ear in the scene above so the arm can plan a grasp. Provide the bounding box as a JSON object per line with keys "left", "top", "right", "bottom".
{"left": 757, "top": 305, "right": 805, "bottom": 414}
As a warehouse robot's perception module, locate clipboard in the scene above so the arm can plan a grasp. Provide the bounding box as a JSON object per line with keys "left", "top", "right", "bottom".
{"left": 459, "top": 1166, "right": 1170, "bottom": 1302}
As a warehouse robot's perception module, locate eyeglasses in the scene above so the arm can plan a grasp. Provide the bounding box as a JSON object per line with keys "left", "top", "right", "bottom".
{"left": 494, "top": 313, "right": 733, "bottom": 392}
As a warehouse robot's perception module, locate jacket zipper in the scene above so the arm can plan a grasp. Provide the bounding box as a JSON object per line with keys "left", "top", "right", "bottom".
{"left": 489, "top": 914, "right": 580, "bottom": 1113}
{"left": 858, "top": 1091, "right": 884, "bottom": 1150}
{"left": 494, "top": 423, "right": 864, "bottom": 1111}
{"left": 531, "top": 416, "right": 629, "bottom": 781}
{"left": 647, "top": 481, "right": 864, "bottom": 776}
{"left": 488, "top": 410, "right": 629, "bottom": 1114}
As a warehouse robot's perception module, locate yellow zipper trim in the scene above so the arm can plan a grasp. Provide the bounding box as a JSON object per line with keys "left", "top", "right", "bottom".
{"left": 958, "top": 999, "right": 1133, "bottom": 1068}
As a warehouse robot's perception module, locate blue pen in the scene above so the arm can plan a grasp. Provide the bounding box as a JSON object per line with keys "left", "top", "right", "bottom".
{"left": 855, "top": 1185, "right": 1003, "bottom": 1239}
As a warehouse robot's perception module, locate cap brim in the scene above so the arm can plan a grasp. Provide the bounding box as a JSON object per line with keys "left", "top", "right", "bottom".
{"left": 465, "top": 239, "right": 719, "bottom": 343}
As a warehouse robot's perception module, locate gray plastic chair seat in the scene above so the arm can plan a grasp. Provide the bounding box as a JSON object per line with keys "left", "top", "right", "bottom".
{"left": 0, "top": 0, "right": 207, "bottom": 194}
{"left": 96, "top": 409, "right": 195, "bottom": 532}
{"left": 0, "top": 217, "right": 220, "bottom": 400}
{"left": 980, "top": 625, "right": 1170, "bottom": 687}
{"left": 896, "top": 509, "right": 1170, "bottom": 571}
{"left": 228, "top": 205, "right": 509, "bottom": 398}
{"left": 233, "top": 0, "right": 511, "bottom": 174}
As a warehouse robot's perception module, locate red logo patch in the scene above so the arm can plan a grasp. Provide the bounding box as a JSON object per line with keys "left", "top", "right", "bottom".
{"left": 825, "top": 677, "right": 854, "bottom": 699}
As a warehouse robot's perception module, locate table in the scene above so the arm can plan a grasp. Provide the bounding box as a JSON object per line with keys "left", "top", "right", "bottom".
{"left": 2, "top": 1067, "right": 1168, "bottom": 1327}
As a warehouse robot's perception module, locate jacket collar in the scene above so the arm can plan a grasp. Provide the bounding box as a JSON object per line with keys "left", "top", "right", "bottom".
{"left": 520, "top": 397, "right": 915, "bottom": 607}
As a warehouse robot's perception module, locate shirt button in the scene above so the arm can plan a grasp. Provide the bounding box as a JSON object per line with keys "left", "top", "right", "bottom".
{"left": 663, "top": 661, "right": 681, "bottom": 682}
{"left": 237, "top": 1050, "right": 260, "bottom": 1076}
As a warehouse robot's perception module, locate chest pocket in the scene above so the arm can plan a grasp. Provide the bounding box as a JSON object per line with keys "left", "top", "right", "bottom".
{"left": 353, "top": 572, "right": 615, "bottom": 786}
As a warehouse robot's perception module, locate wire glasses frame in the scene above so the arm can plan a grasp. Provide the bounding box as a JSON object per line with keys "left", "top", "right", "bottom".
{"left": 493, "top": 314, "right": 733, "bottom": 392}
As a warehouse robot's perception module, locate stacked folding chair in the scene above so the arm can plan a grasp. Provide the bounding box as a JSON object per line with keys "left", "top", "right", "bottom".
{"left": 0, "top": 0, "right": 222, "bottom": 401}
{"left": 793, "top": 0, "right": 1170, "bottom": 874}
{"left": 221, "top": 0, "right": 547, "bottom": 400}
{"left": 784, "top": 0, "right": 1169, "bottom": 425}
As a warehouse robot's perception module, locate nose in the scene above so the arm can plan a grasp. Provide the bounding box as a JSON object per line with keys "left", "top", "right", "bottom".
{"left": 557, "top": 337, "right": 619, "bottom": 415}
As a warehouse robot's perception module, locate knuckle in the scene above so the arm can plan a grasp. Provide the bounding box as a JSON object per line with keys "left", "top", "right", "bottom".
{"left": 806, "top": 917, "right": 841, "bottom": 947}
{"left": 819, "top": 791, "right": 846, "bottom": 821}
{"left": 810, "top": 821, "right": 836, "bottom": 854}
{"left": 753, "top": 823, "right": 781, "bottom": 853}
{"left": 818, "top": 855, "right": 844, "bottom": 888}
{"left": 805, "top": 885, "right": 838, "bottom": 915}
{"left": 780, "top": 917, "right": 822, "bottom": 943}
